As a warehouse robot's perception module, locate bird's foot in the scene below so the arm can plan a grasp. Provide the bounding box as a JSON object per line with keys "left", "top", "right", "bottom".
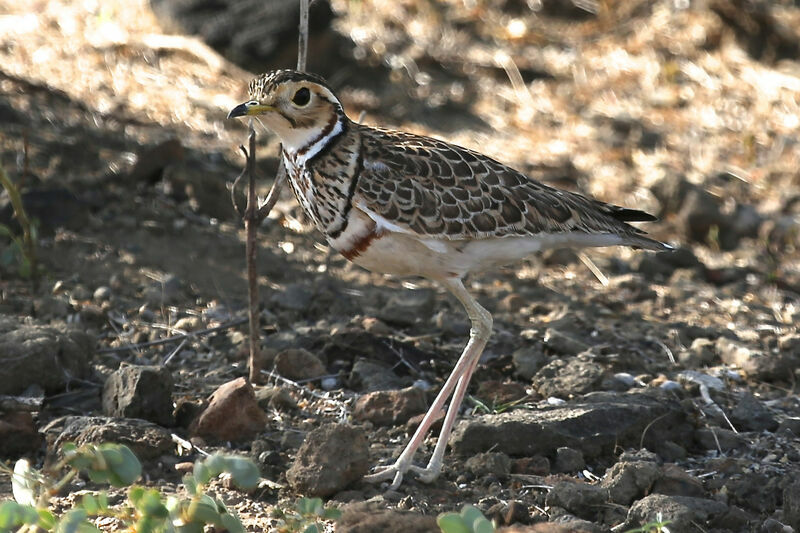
{"left": 362, "top": 461, "right": 442, "bottom": 491}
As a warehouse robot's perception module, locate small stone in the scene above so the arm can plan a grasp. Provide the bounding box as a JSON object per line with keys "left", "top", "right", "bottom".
{"left": 546, "top": 481, "right": 608, "bottom": 520}
{"left": 784, "top": 480, "right": 800, "bottom": 531}
{"left": 274, "top": 348, "right": 327, "bottom": 381}
{"left": 602, "top": 460, "right": 662, "bottom": 505}
{"left": 255, "top": 386, "right": 297, "bottom": 411}
{"left": 625, "top": 494, "right": 727, "bottom": 531}
{"left": 350, "top": 358, "right": 403, "bottom": 392}
{"left": 653, "top": 464, "right": 704, "bottom": 498}
{"left": 190, "top": 378, "right": 268, "bottom": 442}
{"left": 352, "top": 386, "right": 426, "bottom": 426}
{"left": 678, "top": 337, "right": 717, "bottom": 366}
{"left": 361, "top": 317, "right": 392, "bottom": 336}
{"left": 271, "top": 283, "right": 313, "bottom": 311}
{"left": 378, "top": 289, "right": 436, "bottom": 326}
{"left": 102, "top": 365, "right": 174, "bottom": 426}
{"left": 511, "top": 455, "right": 550, "bottom": 476}
{"left": 0, "top": 411, "right": 42, "bottom": 456}
{"left": 337, "top": 509, "right": 437, "bottom": 533}
{"left": 729, "top": 392, "right": 778, "bottom": 432}
{"left": 512, "top": 346, "right": 547, "bottom": 380}
{"left": 475, "top": 380, "right": 528, "bottom": 405}
{"left": 173, "top": 316, "right": 202, "bottom": 332}
{"left": 465, "top": 452, "right": 512, "bottom": 478}
{"left": 532, "top": 357, "right": 604, "bottom": 397}
{"left": 286, "top": 424, "right": 369, "bottom": 497}
{"left": 498, "top": 293, "right": 525, "bottom": 312}
{"left": 659, "top": 380, "right": 682, "bottom": 392}
{"left": 695, "top": 427, "right": 744, "bottom": 452}
{"left": 93, "top": 286, "right": 112, "bottom": 302}
{"left": 543, "top": 328, "right": 590, "bottom": 356}
{"left": 33, "top": 296, "right": 71, "bottom": 319}
{"left": 553, "top": 447, "right": 585, "bottom": 473}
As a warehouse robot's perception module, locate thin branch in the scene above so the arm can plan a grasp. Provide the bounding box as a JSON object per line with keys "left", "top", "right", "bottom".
{"left": 96, "top": 317, "right": 247, "bottom": 354}
{"left": 297, "top": 0, "right": 310, "bottom": 71}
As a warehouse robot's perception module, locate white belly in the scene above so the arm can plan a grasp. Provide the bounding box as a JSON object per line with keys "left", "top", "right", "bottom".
{"left": 328, "top": 208, "right": 624, "bottom": 280}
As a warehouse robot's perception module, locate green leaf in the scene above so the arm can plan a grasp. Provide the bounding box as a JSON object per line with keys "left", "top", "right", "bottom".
{"left": 436, "top": 513, "right": 470, "bottom": 533}
{"left": 97, "top": 492, "right": 108, "bottom": 511}
{"left": 219, "top": 511, "right": 246, "bottom": 533}
{"left": 81, "top": 494, "right": 99, "bottom": 515}
{"left": 0, "top": 501, "right": 39, "bottom": 529}
{"left": 138, "top": 489, "right": 169, "bottom": 519}
{"left": 129, "top": 486, "right": 145, "bottom": 506}
{"left": 175, "top": 522, "right": 204, "bottom": 533}
{"left": 224, "top": 456, "right": 260, "bottom": 490}
{"left": 185, "top": 496, "right": 222, "bottom": 526}
{"left": 55, "top": 508, "right": 101, "bottom": 533}
{"left": 183, "top": 474, "right": 198, "bottom": 496}
{"left": 98, "top": 444, "right": 141, "bottom": 486}
{"left": 322, "top": 507, "right": 342, "bottom": 520}
{"left": 302, "top": 524, "right": 321, "bottom": 533}
{"left": 193, "top": 461, "right": 211, "bottom": 485}
{"left": 473, "top": 517, "right": 495, "bottom": 533}
{"left": 38, "top": 509, "right": 57, "bottom": 530}
{"left": 203, "top": 454, "right": 226, "bottom": 478}
{"left": 460, "top": 505, "right": 484, "bottom": 526}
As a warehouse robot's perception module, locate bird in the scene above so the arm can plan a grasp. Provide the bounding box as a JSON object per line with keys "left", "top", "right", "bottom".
{"left": 228, "top": 69, "right": 670, "bottom": 490}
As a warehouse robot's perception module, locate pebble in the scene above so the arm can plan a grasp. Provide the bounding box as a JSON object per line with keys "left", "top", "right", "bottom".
{"left": 92, "top": 286, "right": 112, "bottom": 302}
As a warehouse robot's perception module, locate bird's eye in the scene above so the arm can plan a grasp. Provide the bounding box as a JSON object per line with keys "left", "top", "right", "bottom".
{"left": 292, "top": 87, "right": 311, "bottom": 106}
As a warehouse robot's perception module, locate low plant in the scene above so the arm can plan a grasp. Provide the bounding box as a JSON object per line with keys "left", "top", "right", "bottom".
{"left": 0, "top": 442, "right": 261, "bottom": 533}
{"left": 437, "top": 504, "right": 495, "bottom": 533}
{"left": 0, "top": 163, "right": 38, "bottom": 282}
{"left": 272, "top": 497, "right": 342, "bottom": 533}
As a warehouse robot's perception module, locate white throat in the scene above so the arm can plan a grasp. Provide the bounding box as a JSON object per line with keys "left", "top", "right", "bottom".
{"left": 282, "top": 117, "right": 344, "bottom": 167}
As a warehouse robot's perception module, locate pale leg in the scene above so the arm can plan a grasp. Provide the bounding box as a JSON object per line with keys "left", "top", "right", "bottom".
{"left": 363, "top": 277, "right": 493, "bottom": 490}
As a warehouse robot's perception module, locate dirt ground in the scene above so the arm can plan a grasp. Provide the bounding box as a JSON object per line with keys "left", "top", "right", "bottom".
{"left": 1, "top": 0, "right": 800, "bottom": 531}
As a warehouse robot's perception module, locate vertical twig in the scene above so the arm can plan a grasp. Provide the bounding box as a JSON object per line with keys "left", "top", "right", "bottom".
{"left": 297, "top": 0, "right": 310, "bottom": 71}
{"left": 237, "top": 0, "right": 311, "bottom": 383}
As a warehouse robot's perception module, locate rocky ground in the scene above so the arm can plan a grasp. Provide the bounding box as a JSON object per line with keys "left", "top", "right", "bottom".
{"left": 1, "top": 0, "right": 800, "bottom": 531}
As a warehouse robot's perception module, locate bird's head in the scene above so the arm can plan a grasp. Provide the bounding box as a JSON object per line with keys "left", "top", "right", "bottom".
{"left": 228, "top": 70, "right": 346, "bottom": 154}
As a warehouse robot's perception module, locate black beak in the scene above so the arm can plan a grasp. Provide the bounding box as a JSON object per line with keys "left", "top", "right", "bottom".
{"left": 227, "top": 103, "right": 249, "bottom": 119}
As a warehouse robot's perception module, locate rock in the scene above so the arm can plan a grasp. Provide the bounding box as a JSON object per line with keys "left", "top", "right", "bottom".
{"left": 378, "top": 289, "right": 436, "bottom": 327}
{"left": 545, "top": 481, "right": 608, "bottom": 520}
{"left": 542, "top": 328, "right": 590, "bottom": 356}
{"left": 0, "top": 188, "right": 88, "bottom": 236}
{"left": 173, "top": 316, "right": 202, "bottom": 332}
{"left": 511, "top": 456, "right": 550, "bottom": 476}
{"left": 542, "top": 248, "right": 579, "bottom": 266}
{"left": 451, "top": 391, "right": 691, "bottom": 459}
{"left": 92, "top": 286, "right": 112, "bottom": 302}
{"left": 532, "top": 357, "right": 604, "bottom": 398}
{"left": 512, "top": 346, "right": 547, "bottom": 380}
{"left": 143, "top": 274, "right": 183, "bottom": 306}
{"left": 166, "top": 161, "right": 235, "bottom": 220}
{"left": 127, "top": 138, "right": 184, "bottom": 184}
{"left": 729, "top": 392, "right": 778, "bottom": 432}
{"left": 0, "top": 411, "right": 42, "bottom": 457}
{"left": 694, "top": 427, "right": 745, "bottom": 452}
{"left": 675, "top": 187, "right": 732, "bottom": 247}
{"left": 191, "top": 378, "right": 268, "bottom": 442}
{"left": 678, "top": 337, "right": 717, "bottom": 366}
{"left": 652, "top": 464, "right": 704, "bottom": 497}
{"left": 350, "top": 358, "right": 404, "bottom": 392}
{"left": 255, "top": 386, "right": 297, "bottom": 411}
{"left": 0, "top": 317, "right": 93, "bottom": 395}
{"left": 779, "top": 333, "right": 800, "bottom": 355}
{"left": 33, "top": 296, "right": 71, "bottom": 320}
{"left": 716, "top": 337, "right": 797, "bottom": 382}
{"left": 337, "top": 509, "right": 437, "bottom": 533}
{"left": 286, "top": 424, "right": 369, "bottom": 497}
{"left": 102, "top": 365, "right": 174, "bottom": 426}
{"left": 651, "top": 173, "right": 695, "bottom": 216}
{"left": 553, "top": 447, "right": 585, "bottom": 473}
{"left": 274, "top": 348, "right": 327, "bottom": 381}
{"left": 352, "top": 386, "right": 426, "bottom": 426}
{"left": 625, "top": 494, "right": 728, "bottom": 532}
{"left": 784, "top": 480, "right": 800, "bottom": 531}
{"left": 270, "top": 283, "right": 313, "bottom": 312}
{"left": 601, "top": 461, "right": 661, "bottom": 505}
{"left": 42, "top": 416, "right": 173, "bottom": 461}
{"left": 496, "top": 521, "right": 601, "bottom": 533}
{"left": 476, "top": 380, "right": 528, "bottom": 405}
{"left": 464, "top": 451, "right": 512, "bottom": 478}
{"left": 149, "top": 0, "right": 340, "bottom": 75}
